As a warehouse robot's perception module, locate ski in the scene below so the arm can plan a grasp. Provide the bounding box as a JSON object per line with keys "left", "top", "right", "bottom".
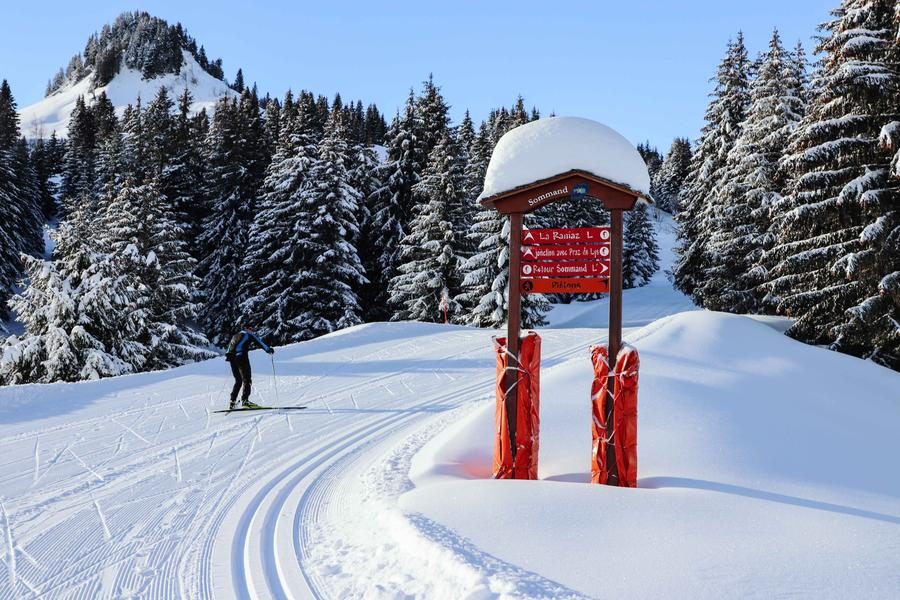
{"left": 213, "top": 406, "right": 307, "bottom": 414}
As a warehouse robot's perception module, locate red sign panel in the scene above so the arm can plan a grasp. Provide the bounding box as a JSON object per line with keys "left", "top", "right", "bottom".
{"left": 522, "top": 261, "right": 610, "bottom": 278}
{"left": 522, "top": 245, "right": 610, "bottom": 261}
{"left": 521, "top": 227, "right": 610, "bottom": 245}
{"left": 521, "top": 278, "right": 610, "bottom": 294}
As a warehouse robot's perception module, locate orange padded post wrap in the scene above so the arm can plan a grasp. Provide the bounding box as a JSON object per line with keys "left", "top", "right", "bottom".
{"left": 589, "top": 345, "right": 612, "bottom": 484}
{"left": 493, "top": 332, "right": 541, "bottom": 479}
{"left": 613, "top": 346, "right": 639, "bottom": 487}
{"left": 590, "top": 344, "right": 639, "bottom": 486}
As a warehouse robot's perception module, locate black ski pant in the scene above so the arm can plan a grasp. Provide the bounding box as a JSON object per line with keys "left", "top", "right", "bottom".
{"left": 229, "top": 355, "right": 252, "bottom": 405}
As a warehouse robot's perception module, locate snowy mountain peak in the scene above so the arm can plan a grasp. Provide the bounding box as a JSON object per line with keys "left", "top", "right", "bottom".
{"left": 18, "top": 11, "right": 237, "bottom": 138}
{"left": 20, "top": 52, "right": 237, "bottom": 139}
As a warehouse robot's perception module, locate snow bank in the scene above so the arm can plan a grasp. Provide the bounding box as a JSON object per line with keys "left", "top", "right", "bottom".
{"left": 403, "top": 311, "right": 900, "bottom": 598}
{"left": 19, "top": 51, "right": 236, "bottom": 138}
{"left": 480, "top": 116, "right": 651, "bottom": 200}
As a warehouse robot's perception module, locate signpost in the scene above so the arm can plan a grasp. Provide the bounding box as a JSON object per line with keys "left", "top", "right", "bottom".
{"left": 522, "top": 227, "right": 611, "bottom": 244}
{"left": 521, "top": 278, "right": 610, "bottom": 294}
{"left": 522, "top": 245, "right": 609, "bottom": 261}
{"left": 521, "top": 260, "right": 610, "bottom": 278}
{"left": 480, "top": 170, "right": 651, "bottom": 483}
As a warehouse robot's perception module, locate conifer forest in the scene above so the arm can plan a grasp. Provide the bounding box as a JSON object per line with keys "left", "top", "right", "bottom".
{"left": 1, "top": 2, "right": 898, "bottom": 386}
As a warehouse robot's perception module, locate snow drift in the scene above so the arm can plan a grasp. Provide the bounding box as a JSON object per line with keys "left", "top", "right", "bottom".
{"left": 403, "top": 311, "right": 900, "bottom": 598}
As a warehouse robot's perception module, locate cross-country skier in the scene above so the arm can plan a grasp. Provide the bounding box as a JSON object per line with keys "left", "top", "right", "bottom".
{"left": 225, "top": 324, "right": 274, "bottom": 410}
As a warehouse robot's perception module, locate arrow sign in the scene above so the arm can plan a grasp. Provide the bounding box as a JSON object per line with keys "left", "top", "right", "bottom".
{"left": 521, "top": 261, "right": 610, "bottom": 278}
{"left": 521, "top": 227, "right": 611, "bottom": 245}
{"left": 522, "top": 245, "right": 610, "bottom": 261}
{"left": 521, "top": 278, "right": 610, "bottom": 294}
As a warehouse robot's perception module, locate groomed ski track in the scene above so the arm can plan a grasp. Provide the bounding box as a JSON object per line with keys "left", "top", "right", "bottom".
{"left": 0, "top": 323, "right": 601, "bottom": 599}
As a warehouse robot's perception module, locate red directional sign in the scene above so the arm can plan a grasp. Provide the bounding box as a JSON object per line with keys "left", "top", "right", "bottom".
{"left": 521, "top": 278, "right": 610, "bottom": 294}
{"left": 522, "top": 245, "right": 610, "bottom": 261}
{"left": 521, "top": 227, "right": 611, "bottom": 245}
{"left": 522, "top": 261, "right": 610, "bottom": 278}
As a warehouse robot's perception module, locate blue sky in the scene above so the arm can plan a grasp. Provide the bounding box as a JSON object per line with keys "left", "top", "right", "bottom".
{"left": 1, "top": 1, "right": 835, "bottom": 149}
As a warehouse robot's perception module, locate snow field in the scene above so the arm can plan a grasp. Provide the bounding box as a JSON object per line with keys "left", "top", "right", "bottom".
{"left": 0, "top": 323, "right": 591, "bottom": 599}
{"left": 404, "top": 312, "right": 900, "bottom": 598}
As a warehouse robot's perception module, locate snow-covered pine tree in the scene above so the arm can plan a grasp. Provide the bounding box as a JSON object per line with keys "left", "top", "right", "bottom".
{"left": 460, "top": 106, "right": 549, "bottom": 328}
{"left": 637, "top": 142, "right": 664, "bottom": 184}
{"left": 456, "top": 110, "right": 476, "bottom": 161}
{"left": 167, "top": 89, "right": 209, "bottom": 247}
{"left": 764, "top": 0, "right": 900, "bottom": 368}
{"left": 239, "top": 91, "right": 319, "bottom": 343}
{"left": 290, "top": 111, "right": 366, "bottom": 339}
{"left": 674, "top": 33, "right": 751, "bottom": 301}
{"left": 60, "top": 96, "right": 97, "bottom": 208}
{"left": 120, "top": 98, "right": 152, "bottom": 182}
{"left": 11, "top": 138, "right": 44, "bottom": 257}
{"left": 0, "top": 196, "right": 134, "bottom": 383}
{"left": 389, "top": 129, "right": 465, "bottom": 322}
{"left": 366, "top": 92, "right": 425, "bottom": 321}
{"left": 700, "top": 30, "right": 806, "bottom": 313}
{"left": 652, "top": 137, "right": 692, "bottom": 213}
{"left": 143, "top": 89, "right": 176, "bottom": 179}
{"left": 364, "top": 103, "right": 388, "bottom": 145}
{"left": 456, "top": 121, "right": 493, "bottom": 316}
{"left": 348, "top": 141, "right": 383, "bottom": 314}
{"left": 198, "top": 91, "right": 268, "bottom": 343}
{"left": 0, "top": 143, "right": 19, "bottom": 320}
{"left": 1, "top": 255, "right": 81, "bottom": 382}
{"left": 29, "top": 135, "right": 59, "bottom": 219}
{"left": 447, "top": 110, "right": 479, "bottom": 261}
{"left": 0, "top": 81, "right": 43, "bottom": 318}
{"left": 459, "top": 206, "right": 512, "bottom": 327}
{"left": 100, "top": 174, "right": 213, "bottom": 370}
{"left": 416, "top": 75, "right": 451, "bottom": 159}
{"left": 623, "top": 203, "right": 660, "bottom": 289}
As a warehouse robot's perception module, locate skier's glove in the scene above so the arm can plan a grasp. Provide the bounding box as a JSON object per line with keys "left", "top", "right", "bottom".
{"left": 266, "top": 348, "right": 275, "bottom": 355}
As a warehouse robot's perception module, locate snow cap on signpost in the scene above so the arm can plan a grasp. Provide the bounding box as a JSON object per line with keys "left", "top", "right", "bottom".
{"left": 479, "top": 116, "right": 651, "bottom": 208}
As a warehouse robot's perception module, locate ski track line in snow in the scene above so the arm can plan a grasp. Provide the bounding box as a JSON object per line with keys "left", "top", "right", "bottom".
{"left": 25, "top": 421, "right": 270, "bottom": 599}
{"left": 230, "top": 408, "right": 422, "bottom": 599}
{"left": 1, "top": 329, "right": 600, "bottom": 599}
{"left": 0, "top": 418, "right": 279, "bottom": 596}
{"left": 187, "top": 410, "right": 400, "bottom": 599}
{"left": 97, "top": 340, "right": 474, "bottom": 596}
{"left": 295, "top": 339, "right": 599, "bottom": 600}
{"left": 204, "top": 340, "right": 505, "bottom": 599}
{"left": 1, "top": 499, "right": 17, "bottom": 596}
{"left": 185, "top": 338, "right": 498, "bottom": 598}
{"left": 237, "top": 332, "right": 594, "bottom": 600}
{"left": 0, "top": 389, "right": 213, "bottom": 447}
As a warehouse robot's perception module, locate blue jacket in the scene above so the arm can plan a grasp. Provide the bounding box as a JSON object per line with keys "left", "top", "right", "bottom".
{"left": 226, "top": 330, "right": 272, "bottom": 358}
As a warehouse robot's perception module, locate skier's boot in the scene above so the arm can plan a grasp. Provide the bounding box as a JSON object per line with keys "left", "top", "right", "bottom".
{"left": 242, "top": 400, "right": 262, "bottom": 409}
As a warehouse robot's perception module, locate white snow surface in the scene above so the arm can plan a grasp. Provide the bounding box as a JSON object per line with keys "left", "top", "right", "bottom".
{"left": 2, "top": 215, "right": 899, "bottom": 599}
{"left": 480, "top": 117, "right": 651, "bottom": 200}
{"left": 18, "top": 51, "right": 236, "bottom": 139}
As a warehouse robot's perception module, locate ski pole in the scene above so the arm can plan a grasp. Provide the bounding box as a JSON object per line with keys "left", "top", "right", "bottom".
{"left": 270, "top": 355, "right": 280, "bottom": 405}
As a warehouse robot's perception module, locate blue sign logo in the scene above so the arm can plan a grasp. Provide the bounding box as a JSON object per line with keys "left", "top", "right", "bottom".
{"left": 572, "top": 183, "right": 589, "bottom": 200}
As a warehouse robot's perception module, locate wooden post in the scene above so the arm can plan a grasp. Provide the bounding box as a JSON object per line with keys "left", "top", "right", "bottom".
{"left": 506, "top": 212, "right": 524, "bottom": 474}
{"left": 606, "top": 208, "right": 624, "bottom": 486}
